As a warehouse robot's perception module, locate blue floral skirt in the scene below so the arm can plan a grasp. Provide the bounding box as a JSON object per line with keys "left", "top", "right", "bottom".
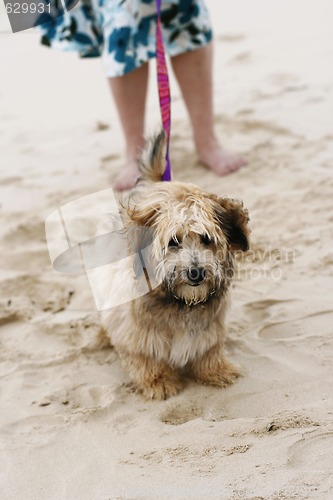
{"left": 40, "top": 0, "right": 212, "bottom": 77}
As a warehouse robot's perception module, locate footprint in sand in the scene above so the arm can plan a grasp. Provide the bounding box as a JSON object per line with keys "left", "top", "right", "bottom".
{"left": 244, "top": 298, "right": 333, "bottom": 342}
{"left": 244, "top": 298, "right": 294, "bottom": 327}
{"left": 0, "top": 274, "right": 75, "bottom": 315}
{"left": 0, "top": 176, "right": 22, "bottom": 187}
{"left": 0, "top": 313, "right": 77, "bottom": 364}
{"left": 288, "top": 430, "right": 333, "bottom": 472}
{"left": 160, "top": 396, "right": 227, "bottom": 425}
{"left": 2, "top": 217, "right": 46, "bottom": 245}
{"left": 258, "top": 310, "right": 333, "bottom": 341}
{"left": 62, "top": 385, "right": 117, "bottom": 411}
{"left": 160, "top": 402, "right": 204, "bottom": 425}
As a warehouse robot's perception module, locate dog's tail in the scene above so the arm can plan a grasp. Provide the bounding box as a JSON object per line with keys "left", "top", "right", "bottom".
{"left": 138, "top": 130, "right": 167, "bottom": 183}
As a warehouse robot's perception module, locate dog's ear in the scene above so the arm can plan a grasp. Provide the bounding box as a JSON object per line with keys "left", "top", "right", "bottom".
{"left": 128, "top": 203, "right": 159, "bottom": 227}
{"left": 126, "top": 190, "right": 162, "bottom": 227}
{"left": 138, "top": 130, "right": 166, "bottom": 182}
{"left": 210, "top": 195, "right": 250, "bottom": 252}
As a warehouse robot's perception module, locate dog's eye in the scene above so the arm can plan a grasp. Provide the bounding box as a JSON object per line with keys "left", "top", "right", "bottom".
{"left": 201, "top": 234, "right": 211, "bottom": 245}
{"left": 168, "top": 237, "right": 180, "bottom": 248}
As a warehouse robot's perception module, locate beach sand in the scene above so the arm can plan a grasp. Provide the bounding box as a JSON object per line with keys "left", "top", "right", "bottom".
{"left": 1, "top": 0, "right": 333, "bottom": 498}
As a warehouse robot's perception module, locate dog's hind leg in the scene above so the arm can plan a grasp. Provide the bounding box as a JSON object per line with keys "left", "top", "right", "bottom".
{"left": 190, "top": 344, "right": 241, "bottom": 388}
{"left": 118, "top": 350, "right": 184, "bottom": 400}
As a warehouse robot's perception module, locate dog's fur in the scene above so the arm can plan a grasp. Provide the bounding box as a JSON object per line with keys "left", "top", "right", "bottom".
{"left": 101, "top": 131, "right": 250, "bottom": 399}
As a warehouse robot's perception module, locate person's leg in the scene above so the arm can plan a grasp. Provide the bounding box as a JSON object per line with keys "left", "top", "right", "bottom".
{"left": 171, "top": 43, "right": 247, "bottom": 174}
{"left": 108, "top": 62, "right": 149, "bottom": 191}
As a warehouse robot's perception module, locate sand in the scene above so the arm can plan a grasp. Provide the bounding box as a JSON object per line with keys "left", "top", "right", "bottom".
{"left": 1, "top": 0, "right": 333, "bottom": 498}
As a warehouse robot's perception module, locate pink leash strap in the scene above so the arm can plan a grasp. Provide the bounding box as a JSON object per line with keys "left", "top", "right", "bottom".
{"left": 156, "top": 0, "right": 172, "bottom": 181}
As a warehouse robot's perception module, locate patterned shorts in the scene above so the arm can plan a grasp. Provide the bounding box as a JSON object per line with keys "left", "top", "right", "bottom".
{"left": 40, "top": 0, "right": 213, "bottom": 77}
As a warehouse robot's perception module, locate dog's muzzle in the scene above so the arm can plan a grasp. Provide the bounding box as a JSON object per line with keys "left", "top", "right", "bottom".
{"left": 187, "top": 266, "right": 206, "bottom": 285}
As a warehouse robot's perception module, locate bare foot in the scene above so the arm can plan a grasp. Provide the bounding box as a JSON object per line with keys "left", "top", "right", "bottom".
{"left": 114, "top": 161, "right": 140, "bottom": 191}
{"left": 198, "top": 139, "right": 247, "bottom": 176}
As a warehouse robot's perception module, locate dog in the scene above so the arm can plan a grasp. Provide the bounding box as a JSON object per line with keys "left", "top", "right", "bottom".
{"left": 101, "top": 131, "right": 250, "bottom": 400}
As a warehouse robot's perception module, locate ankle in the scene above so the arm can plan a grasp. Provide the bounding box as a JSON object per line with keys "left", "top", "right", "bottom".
{"left": 126, "top": 149, "right": 140, "bottom": 164}
{"left": 125, "top": 137, "right": 145, "bottom": 164}
{"left": 195, "top": 132, "right": 219, "bottom": 155}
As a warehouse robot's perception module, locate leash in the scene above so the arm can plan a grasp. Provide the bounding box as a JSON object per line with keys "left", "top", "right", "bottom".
{"left": 156, "top": 0, "right": 172, "bottom": 181}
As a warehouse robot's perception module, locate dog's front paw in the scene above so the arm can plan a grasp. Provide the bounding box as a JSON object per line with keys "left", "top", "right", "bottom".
{"left": 139, "top": 376, "right": 183, "bottom": 400}
{"left": 191, "top": 345, "right": 242, "bottom": 388}
{"left": 195, "top": 362, "right": 241, "bottom": 388}
{"left": 119, "top": 352, "right": 184, "bottom": 400}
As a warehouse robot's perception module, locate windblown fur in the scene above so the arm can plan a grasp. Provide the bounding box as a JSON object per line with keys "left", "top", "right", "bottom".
{"left": 101, "top": 131, "right": 250, "bottom": 399}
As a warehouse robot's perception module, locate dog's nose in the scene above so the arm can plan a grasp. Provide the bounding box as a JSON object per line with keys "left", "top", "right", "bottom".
{"left": 187, "top": 267, "right": 206, "bottom": 284}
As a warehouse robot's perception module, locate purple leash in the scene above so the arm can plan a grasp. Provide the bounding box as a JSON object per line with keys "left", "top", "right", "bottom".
{"left": 156, "top": 0, "right": 172, "bottom": 181}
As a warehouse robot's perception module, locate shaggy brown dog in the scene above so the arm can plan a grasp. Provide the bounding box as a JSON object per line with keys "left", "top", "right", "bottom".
{"left": 101, "top": 131, "right": 250, "bottom": 399}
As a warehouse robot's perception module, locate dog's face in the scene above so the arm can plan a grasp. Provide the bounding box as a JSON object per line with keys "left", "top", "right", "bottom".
{"left": 159, "top": 211, "right": 234, "bottom": 306}
{"left": 128, "top": 183, "right": 250, "bottom": 306}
